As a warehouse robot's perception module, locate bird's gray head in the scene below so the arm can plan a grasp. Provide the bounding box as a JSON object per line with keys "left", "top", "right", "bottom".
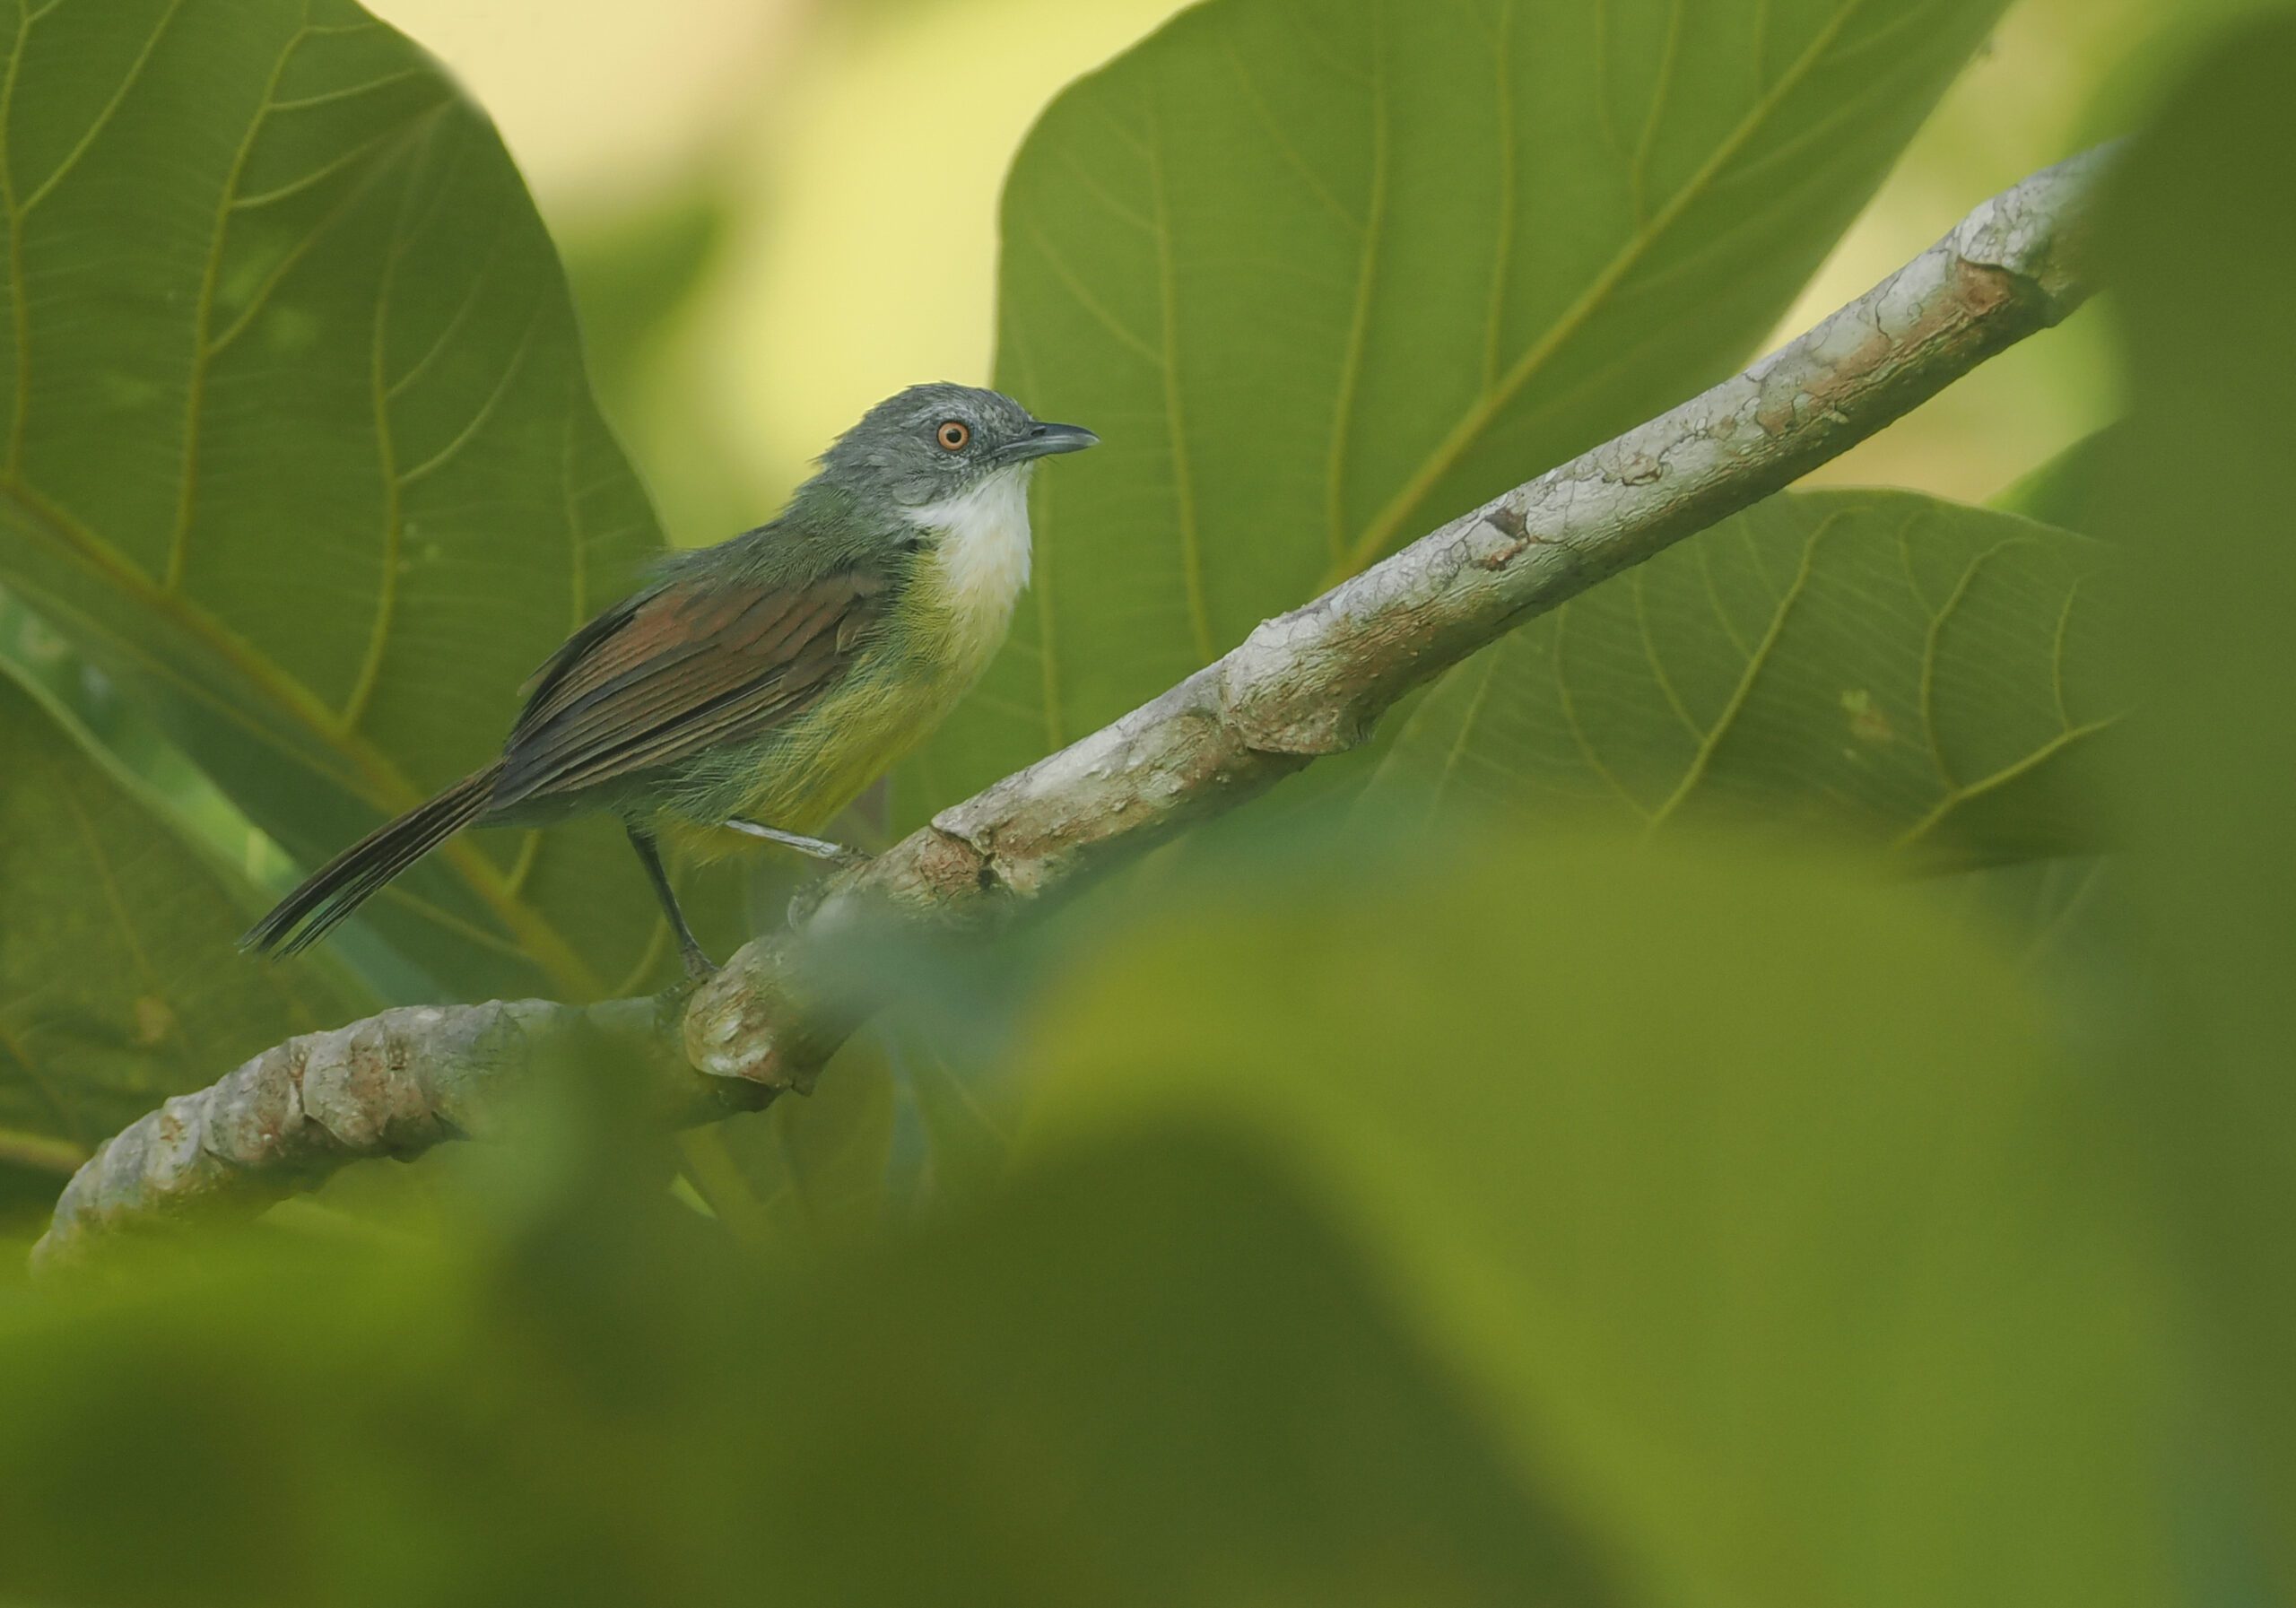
{"left": 814, "top": 382, "right": 1097, "bottom": 511}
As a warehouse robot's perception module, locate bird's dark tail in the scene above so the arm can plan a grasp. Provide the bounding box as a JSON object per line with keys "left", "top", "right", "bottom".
{"left": 241, "top": 763, "right": 505, "bottom": 957}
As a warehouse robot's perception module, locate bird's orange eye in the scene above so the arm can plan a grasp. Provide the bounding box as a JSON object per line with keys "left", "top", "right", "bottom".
{"left": 935, "top": 420, "right": 970, "bottom": 452}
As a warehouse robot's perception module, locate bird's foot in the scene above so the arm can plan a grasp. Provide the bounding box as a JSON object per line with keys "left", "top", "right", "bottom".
{"left": 677, "top": 940, "right": 719, "bottom": 985}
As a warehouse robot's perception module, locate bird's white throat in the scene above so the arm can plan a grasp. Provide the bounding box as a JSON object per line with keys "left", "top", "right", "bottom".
{"left": 907, "top": 465, "right": 1033, "bottom": 634}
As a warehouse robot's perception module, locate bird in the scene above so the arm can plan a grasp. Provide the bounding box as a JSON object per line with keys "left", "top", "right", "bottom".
{"left": 242, "top": 382, "right": 1097, "bottom": 981}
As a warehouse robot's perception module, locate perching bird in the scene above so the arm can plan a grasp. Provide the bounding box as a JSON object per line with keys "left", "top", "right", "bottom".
{"left": 243, "top": 383, "right": 1097, "bottom": 979}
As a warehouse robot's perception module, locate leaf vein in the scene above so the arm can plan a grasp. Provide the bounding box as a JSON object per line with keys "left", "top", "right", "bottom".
{"left": 166, "top": 19, "right": 311, "bottom": 591}
{"left": 1146, "top": 113, "right": 1214, "bottom": 664}
{"left": 394, "top": 296, "right": 544, "bottom": 489}
{"left": 17, "top": 0, "right": 187, "bottom": 216}
{"left": 1480, "top": 0, "right": 1518, "bottom": 390}
{"left": 268, "top": 63, "right": 430, "bottom": 113}
{"left": 1023, "top": 217, "right": 1160, "bottom": 364}
{"left": 1646, "top": 508, "right": 1839, "bottom": 830}
{"left": 1553, "top": 604, "right": 1651, "bottom": 818}
{"left": 1892, "top": 717, "right": 2119, "bottom": 854}
{"left": 1222, "top": 36, "right": 1362, "bottom": 233}
{"left": 1324, "top": 30, "right": 1388, "bottom": 568}
{"left": 1633, "top": 563, "right": 1703, "bottom": 738}
{"left": 1332, "top": 0, "right": 1872, "bottom": 582}
{"left": 1918, "top": 531, "right": 2036, "bottom": 789}
{"left": 338, "top": 141, "right": 432, "bottom": 735}
{"left": 1626, "top": 0, "right": 1687, "bottom": 226}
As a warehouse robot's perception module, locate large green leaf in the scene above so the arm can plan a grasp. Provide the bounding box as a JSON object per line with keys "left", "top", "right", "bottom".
{"left": 901, "top": 0, "right": 2011, "bottom": 820}
{"left": 0, "top": 1107, "right": 1615, "bottom": 1604}
{"left": 1018, "top": 831, "right": 2170, "bottom": 1607}
{"left": 2094, "top": 15, "right": 2296, "bottom": 1590}
{"left": 0, "top": 667, "right": 350, "bottom": 1188}
{"left": 0, "top": 0, "right": 717, "bottom": 1002}
{"left": 1361, "top": 491, "right": 2117, "bottom": 866}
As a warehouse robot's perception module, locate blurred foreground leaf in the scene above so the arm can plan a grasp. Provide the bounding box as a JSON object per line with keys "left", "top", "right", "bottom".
{"left": 908, "top": 0, "right": 2012, "bottom": 818}
{"left": 0, "top": 668, "right": 347, "bottom": 1193}
{"left": 0, "top": 1126, "right": 1615, "bottom": 1606}
{"left": 0, "top": 0, "right": 719, "bottom": 1001}
{"left": 2095, "top": 13, "right": 2296, "bottom": 1590}
{"left": 1364, "top": 491, "right": 2116, "bottom": 865}
{"left": 1020, "top": 833, "right": 2169, "bottom": 1607}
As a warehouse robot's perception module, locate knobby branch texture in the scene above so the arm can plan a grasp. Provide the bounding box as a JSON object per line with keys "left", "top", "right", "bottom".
{"left": 32, "top": 147, "right": 2113, "bottom": 1271}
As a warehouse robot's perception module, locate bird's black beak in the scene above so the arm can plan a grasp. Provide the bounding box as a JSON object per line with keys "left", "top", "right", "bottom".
{"left": 1004, "top": 421, "right": 1100, "bottom": 462}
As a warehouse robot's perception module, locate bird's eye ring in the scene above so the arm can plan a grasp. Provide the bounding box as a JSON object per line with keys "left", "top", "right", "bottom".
{"left": 935, "top": 420, "right": 970, "bottom": 452}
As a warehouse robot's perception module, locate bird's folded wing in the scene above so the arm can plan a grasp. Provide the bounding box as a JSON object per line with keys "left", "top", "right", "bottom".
{"left": 498, "top": 569, "right": 890, "bottom": 802}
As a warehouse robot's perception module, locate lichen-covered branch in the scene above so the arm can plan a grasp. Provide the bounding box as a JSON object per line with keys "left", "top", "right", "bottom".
{"left": 33, "top": 146, "right": 2114, "bottom": 1272}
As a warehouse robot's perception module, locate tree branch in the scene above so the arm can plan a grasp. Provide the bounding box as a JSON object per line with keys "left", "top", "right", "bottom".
{"left": 31, "top": 146, "right": 2114, "bottom": 1272}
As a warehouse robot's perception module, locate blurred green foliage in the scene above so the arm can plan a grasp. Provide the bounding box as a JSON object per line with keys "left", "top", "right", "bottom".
{"left": 1018, "top": 830, "right": 2170, "bottom": 1606}
{"left": 554, "top": 178, "right": 763, "bottom": 549}
{"left": 0, "top": 1024, "right": 1622, "bottom": 1608}
{"left": 2093, "top": 11, "right": 2296, "bottom": 1595}
{"left": 0, "top": 0, "right": 2290, "bottom": 1599}
{"left": 0, "top": 826, "right": 2173, "bottom": 1608}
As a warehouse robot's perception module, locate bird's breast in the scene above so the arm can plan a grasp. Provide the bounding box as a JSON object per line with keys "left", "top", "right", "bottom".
{"left": 907, "top": 466, "right": 1034, "bottom": 684}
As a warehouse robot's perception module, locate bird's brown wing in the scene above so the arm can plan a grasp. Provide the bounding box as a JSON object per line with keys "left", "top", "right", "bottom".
{"left": 498, "top": 569, "right": 890, "bottom": 804}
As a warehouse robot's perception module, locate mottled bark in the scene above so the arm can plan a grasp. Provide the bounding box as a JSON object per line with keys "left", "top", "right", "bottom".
{"left": 33, "top": 147, "right": 2114, "bottom": 1272}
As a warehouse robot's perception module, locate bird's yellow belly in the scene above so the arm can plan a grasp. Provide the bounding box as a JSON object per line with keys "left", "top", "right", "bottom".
{"left": 654, "top": 670, "right": 952, "bottom": 861}
{"left": 657, "top": 535, "right": 1019, "bottom": 865}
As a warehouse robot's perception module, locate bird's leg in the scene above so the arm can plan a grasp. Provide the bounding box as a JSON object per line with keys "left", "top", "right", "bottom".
{"left": 626, "top": 825, "right": 717, "bottom": 981}
{"left": 724, "top": 817, "right": 869, "bottom": 871}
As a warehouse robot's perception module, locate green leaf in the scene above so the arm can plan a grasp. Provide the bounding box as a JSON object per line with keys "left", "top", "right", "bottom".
{"left": 0, "top": 1119, "right": 1615, "bottom": 1604}
{"left": 0, "top": 0, "right": 714, "bottom": 1001}
{"left": 902, "top": 0, "right": 2012, "bottom": 821}
{"left": 2093, "top": 14, "right": 2296, "bottom": 1589}
{"left": 0, "top": 666, "right": 351, "bottom": 1188}
{"left": 1018, "top": 830, "right": 2170, "bottom": 1606}
{"left": 764, "top": 1132, "right": 1620, "bottom": 1604}
{"left": 1361, "top": 490, "right": 2118, "bottom": 866}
